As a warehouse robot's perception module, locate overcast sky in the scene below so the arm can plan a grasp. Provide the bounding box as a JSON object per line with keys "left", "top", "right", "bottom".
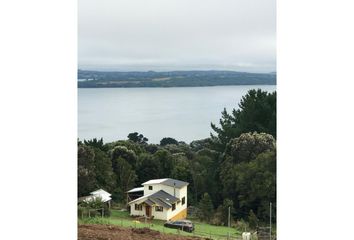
{"left": 78, "top": 0, "right": 276, "bottom": 73}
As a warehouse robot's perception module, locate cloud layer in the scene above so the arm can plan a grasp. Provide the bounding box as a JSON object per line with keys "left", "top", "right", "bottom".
{"left": 78, "top": 0, "right": 276, "bottom": 72}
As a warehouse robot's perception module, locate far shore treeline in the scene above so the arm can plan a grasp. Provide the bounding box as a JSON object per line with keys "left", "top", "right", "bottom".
{"left": 78, "top": 89, "right": 276, "bottom": 226}
{"left": 78, "top": 70, "right": 276, "bottom": 88}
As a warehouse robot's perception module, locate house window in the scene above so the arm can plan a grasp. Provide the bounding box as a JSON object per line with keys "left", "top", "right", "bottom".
{"left": 172, "top": 203, "right": 176, "bottom": 211}
{"left": 135, "top": 204, "right": 142, "bottom": 211}
{"left": 149, "top": 186, "right": 153, "bottom": 190}
{"left": 182, "top": 197, "right": 185, "bottom": 205}
{"left": 155, "top": 206, "right": 163, "bottom": 212}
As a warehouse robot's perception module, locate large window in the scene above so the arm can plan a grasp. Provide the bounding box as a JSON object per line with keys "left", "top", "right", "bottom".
{"left": 155, "top": 206, "right": 163, "bottom": 212}
{"left": 135, "top": 204, "right": 142, "bottom": 211}
{"left": 172, "top": 203, "right": 176, "bottom": 211}
{"left": 148, "top": 186, "right": 153, "bottom": 190}
{"left": 182, "top": 197, "right": 185, "bottom": 205}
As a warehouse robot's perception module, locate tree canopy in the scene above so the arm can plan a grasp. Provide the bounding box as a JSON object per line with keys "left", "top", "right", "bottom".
{"left": 211, "top": 89, "right": 276, "bottom": 150}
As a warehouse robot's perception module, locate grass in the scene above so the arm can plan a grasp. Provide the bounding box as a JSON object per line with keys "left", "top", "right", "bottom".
{"left": 79, "top": 209, "right": 242, "bottom": 239}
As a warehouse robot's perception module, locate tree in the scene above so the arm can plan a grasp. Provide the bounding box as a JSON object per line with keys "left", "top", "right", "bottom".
{"left": 211, "top": 89, "right": 276, "bottom": 150}
{"left": 127, "top": 132, "right": 148, "bottom": 144}
{"left": 226, "top": 132, "right": 275, "bottom": 164}
{"left": 111, "top": 145, "right": 137, "bottom": 168}
{"left": 160, "top": 137, "right": 178, "bottom": 146}
{"left": 212, "top": 199, "right": 235, "bottom": 226}
{"left": 84, "top": 138, "right": 108, "bottom": 151}
{"left": 111, "top": 157, "right": 137, "bottom": 202}
{"left": 237, "top": 150, "right": 276, "bottom": 221}
{"left": 78, "top": 145, "right": 97, "bottom": 197}
{"left": 248, "top": 210, "right": 259, "bottom": 230}
{"left": 92, "top": 147, "right": 115, "bottom": 192}
{"left": 136, "top": 153, "right": 161, "bottom": 183}
{"left": 153, "top": 149, "right": 173, "bottom": 177}
{"left": 198, "top": 193, "right": 214, "bottom": 222}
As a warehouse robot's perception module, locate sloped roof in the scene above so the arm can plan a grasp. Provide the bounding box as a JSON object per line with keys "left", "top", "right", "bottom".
{"left": 142, "top": 178, "right": 189, "bottom": 188}
{"left": 90, "top": 189, "right": 111, "bottom": 196}
{"left": 128, "top": 190, "right": 179, "bottom": 209}
{"left": 127, "top": 187, "right": 144, "bottom": 193}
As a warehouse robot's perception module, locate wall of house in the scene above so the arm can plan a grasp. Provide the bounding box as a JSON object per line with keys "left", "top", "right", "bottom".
{"left": 129, "top": 203, "right": 169, "bottom": 220}
{"left": 143, "top": 184, "right": 187, "bottom": 199}
{"left": 129, "top": 203, "right": 145, "bottom": 217}
{"left": 151, "top": 206, "right": 169, "bottom": 220}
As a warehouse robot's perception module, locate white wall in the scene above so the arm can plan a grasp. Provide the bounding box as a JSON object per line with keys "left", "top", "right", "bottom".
{"left": 129, "top": 203, "right": 169, "bottom": 220}
{"left": 129, "top": 203, "right": 144, "bottom": 216}
{"left": 151, "top": 206, "right": 169, "bottom": 220}
{"left": 143, "top": 184, "right": 187, "bottom": 199}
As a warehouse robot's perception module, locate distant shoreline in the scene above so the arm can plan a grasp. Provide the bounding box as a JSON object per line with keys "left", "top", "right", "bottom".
{"left": 78, "top": 70, "right": 276, "bottom": 88}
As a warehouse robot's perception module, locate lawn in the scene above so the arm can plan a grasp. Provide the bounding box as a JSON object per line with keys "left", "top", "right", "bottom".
{"left": 79, "top": 209, "right": 242, "bottom": 240}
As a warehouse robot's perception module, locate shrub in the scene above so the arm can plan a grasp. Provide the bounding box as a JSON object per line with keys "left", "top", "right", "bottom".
{"left": 248, "top": 210, "right": 259, "bottom": 230}
{"left": 198, "top": 193, "right": 214, "bottom": 223}
{"left": 233, "top": 219, "right": 249, "bottom": 232}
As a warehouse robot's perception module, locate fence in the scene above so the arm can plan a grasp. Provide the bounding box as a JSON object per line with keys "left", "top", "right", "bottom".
{"left": 79, "top": 210, "right": 274, "bottom": 240}
{"left": 78, "top": 207, "right": 105, "bottom": 218}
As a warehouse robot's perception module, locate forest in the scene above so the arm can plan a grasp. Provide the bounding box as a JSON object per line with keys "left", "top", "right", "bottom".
{"left": 78, "top": 89, "right": 276, "bottom": 226}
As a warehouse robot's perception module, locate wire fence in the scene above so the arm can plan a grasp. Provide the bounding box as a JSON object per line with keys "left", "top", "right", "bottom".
{"left": 79, "top": 209, "right": 274, "bottom": 240}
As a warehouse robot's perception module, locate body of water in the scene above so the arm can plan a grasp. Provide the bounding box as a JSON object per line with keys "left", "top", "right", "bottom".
{"left": 78, "top": 85, "right": 276, "bottom": 143}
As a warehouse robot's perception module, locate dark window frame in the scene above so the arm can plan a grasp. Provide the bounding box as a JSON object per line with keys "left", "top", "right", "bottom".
{"left": 182, "top": 197, "right": 186, "bottom": 205}
{"left": 148, "top": 186, "right": 153, "bottom": 190}
{"left": 155, "top": 206, "right": 163, "bottom": 212}
{"left": 135, "top": 204, "right": 142, "bottom": 211}
{"left": 172, "top": 203, "right": 176, "bottom": 211}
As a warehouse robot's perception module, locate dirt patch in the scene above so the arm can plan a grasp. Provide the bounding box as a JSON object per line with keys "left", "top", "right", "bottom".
{"left": 78, "top": 224, "right": 205, "bottom": 240}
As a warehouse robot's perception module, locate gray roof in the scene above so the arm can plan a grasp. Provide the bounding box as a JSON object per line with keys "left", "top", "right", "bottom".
{"left": 129, "top": 190, "right": 179, "bottom": 209}
{"left": 150, "top": 190, "right": 179, "bottom": 204}
{"left": 162, "top": 178, "right": 189, "bottom": 188}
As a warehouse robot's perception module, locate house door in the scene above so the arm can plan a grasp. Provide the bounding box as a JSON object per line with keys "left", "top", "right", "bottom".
{"left": 145, "top": 206, "right": 151, "bottom": 217}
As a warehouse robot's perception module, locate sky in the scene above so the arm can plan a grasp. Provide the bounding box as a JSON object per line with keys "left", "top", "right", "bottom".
{"left": 78, "top": 0, "right": 276, "bottom": 73}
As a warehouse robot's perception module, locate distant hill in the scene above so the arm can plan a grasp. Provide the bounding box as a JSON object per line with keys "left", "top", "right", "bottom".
{"left": 78, "top": 70, "right": 276, "bottom": 88}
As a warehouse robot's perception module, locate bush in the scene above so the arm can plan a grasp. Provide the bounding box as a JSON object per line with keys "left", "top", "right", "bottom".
{"left": 248, "top": 210, "right": 259, "bottom": 230}
{"left": 78, "top": 197, "right": 111, "bottom": 217}
{"left": 233, "top": 219, "right": 249, "bottom": 232}
{"left": 210, "top": 206, "right": 223, "bottom": 226}
{"left": 197, "top": 193, "right": 214, "bottom": 223}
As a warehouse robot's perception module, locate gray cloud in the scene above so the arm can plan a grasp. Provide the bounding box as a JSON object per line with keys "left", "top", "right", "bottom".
{"left": 78, "top": 0, "right": 275, "bottom": 72}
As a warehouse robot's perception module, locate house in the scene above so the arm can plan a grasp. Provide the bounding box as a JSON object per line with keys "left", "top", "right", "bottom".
{"left": 127, "top": 178, "right": 189, "bottom": 221}
{"left": 78, "top": 188, "right": 112, "bottom": 208}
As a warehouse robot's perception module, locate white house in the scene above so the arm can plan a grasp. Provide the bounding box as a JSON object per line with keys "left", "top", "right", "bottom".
{"left": 127, "top": 178, "right": 189, "bottom": 221}
{"left": 79, "top": 189, "right": 112, "bottom": 207}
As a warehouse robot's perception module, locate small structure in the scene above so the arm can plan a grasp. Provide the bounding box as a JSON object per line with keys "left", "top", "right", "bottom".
{"left": 127, "top": 187, "right": 144, "bottom": 202}
{"left": 78, "top": 188, "right": 112, "bottom": 208}
{"left": 127, "top": 178, "right": 189, "bottom": 221}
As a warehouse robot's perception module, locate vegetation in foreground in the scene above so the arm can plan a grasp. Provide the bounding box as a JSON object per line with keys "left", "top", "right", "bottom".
{"left": 79, "top": 210, "right": 243, "bottom": 239}
{"left": 78, "top": 89, "right": 276, "bottom": 231}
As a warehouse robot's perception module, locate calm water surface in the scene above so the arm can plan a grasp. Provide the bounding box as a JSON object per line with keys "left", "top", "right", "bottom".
{"left": 78, "top": 85, "right": 276, "bottom": 143}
